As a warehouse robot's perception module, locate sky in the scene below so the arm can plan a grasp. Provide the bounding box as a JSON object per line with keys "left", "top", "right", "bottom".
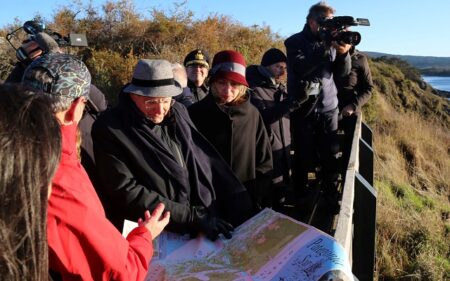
{"left": 1, "top": 0, "right": 450, "bottom": 57}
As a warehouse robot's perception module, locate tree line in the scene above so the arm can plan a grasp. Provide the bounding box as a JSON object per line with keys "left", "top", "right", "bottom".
{"left": 0, "top": 0, "right": 284, "bottom": 102}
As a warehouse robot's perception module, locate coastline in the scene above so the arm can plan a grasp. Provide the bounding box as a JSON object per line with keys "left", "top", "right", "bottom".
{"left": 421, "top": 75, "right": 450, "bottom": 99}
{"left": 436, "top": 89, "right": 450, "bottom": 98}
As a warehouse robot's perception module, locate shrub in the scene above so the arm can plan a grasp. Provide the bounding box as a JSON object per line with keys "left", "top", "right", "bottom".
{"left": 84, "top": 49, "right": 138, "bottom": 104}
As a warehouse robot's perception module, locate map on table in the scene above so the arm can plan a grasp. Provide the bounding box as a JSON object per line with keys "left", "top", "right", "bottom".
{"left": 136, "top": 208, "right": 353, "bottom": 281}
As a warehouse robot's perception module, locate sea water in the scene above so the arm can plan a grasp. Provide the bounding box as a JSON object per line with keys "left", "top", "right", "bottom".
{"left": 422, "top": 76, "right": 450, "bottom": 92}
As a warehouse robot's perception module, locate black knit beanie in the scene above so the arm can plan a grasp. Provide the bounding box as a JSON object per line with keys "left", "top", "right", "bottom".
{"left": 261, "top": 48, "right": 287, "bottom": 66}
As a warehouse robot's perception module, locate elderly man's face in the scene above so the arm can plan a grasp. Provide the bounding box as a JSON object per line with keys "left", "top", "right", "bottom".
{"left": 130, "top": 94, "right": 173, "bottom": 124}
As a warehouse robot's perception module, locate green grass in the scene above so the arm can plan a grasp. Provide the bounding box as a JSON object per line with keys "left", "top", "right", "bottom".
{"left": 389, "top": 183, "right": 435, "bottom": 212}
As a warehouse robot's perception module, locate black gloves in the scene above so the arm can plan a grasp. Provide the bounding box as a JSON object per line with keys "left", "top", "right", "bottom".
{"left": 191, "top": 206, "right": 234, "bottom": 241}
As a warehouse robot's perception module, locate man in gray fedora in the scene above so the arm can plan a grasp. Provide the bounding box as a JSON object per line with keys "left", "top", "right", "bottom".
{"left": 92, "top": 59, "right": 253, "bottom": 241}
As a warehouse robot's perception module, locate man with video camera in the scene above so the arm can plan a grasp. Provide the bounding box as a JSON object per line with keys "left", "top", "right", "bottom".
{"left": 285, "top": 1, "right": 351, "bottom": 211}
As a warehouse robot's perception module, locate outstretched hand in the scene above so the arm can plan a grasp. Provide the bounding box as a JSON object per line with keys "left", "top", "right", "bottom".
{"left": 138, "top": 203, "right": 170, "bottom": 240}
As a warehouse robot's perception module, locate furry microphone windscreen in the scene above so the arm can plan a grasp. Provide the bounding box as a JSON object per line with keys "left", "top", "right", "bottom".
{"left": 34, "top": 32, "right": 60, "bottom": 53}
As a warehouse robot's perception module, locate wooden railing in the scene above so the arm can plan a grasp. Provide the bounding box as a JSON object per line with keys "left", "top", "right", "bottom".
{"left": 333, "top": 114, "right": 376, "bottom": 281}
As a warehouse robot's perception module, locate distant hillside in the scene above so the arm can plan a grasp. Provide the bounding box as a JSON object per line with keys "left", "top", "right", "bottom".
{"left": 365, "top": 51, "right": 450, "bottom": 69}
{"left": 366, "top": 51, "right": 450, "bottom": 76}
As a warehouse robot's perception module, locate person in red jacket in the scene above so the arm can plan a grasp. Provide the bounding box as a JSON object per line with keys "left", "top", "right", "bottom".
{"left": 22, "top": 52, "right": 170, "bottom": 281}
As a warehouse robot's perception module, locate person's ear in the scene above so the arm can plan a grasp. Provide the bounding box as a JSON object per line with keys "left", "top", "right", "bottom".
{"left": 64, "top": 97, "right": 85, "bottom": 124}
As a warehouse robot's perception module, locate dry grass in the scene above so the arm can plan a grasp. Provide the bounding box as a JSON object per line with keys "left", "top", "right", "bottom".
{"left": 368, "top": 60, "right": 450, "bottom": 280}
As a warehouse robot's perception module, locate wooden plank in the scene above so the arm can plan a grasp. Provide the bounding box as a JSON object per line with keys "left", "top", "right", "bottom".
{"left": 334, "top": 114, "right": 363, "bottom": 262}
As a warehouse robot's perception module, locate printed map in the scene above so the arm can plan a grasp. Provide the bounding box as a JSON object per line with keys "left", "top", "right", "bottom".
{"left": 144, "top": 209, "right": 353, "bottom": 281}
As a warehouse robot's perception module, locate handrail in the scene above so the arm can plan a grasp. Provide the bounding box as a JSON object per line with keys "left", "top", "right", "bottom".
{"left": 334, "top": 114, "right": 361, "bottom": 255}
{"left": 333, "top": 114, "right": 376, "bottom": 281}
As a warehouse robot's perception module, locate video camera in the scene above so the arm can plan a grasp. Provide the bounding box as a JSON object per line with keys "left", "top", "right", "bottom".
{"left": 318, "top": 16, "right": 370, "bottom": 46}
{"left": 6, "top": 20, "right": 88, "bottom": 62}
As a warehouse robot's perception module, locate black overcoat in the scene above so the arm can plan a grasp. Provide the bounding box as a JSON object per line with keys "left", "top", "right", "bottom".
{"left": 246, "top": 65, "right": 294, "bottom": 184}
{"left": 188, "top": 93, "right": 273, "bottom": 208}
{"left": 92, "top": 91, "right": 252, "bottom": 232}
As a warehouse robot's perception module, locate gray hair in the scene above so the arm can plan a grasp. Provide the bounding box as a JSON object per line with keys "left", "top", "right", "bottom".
{"left": 171, "top": 62, "right": 188, "bottom": 88}
{"left": 307, "top": 1, "right": 335, "bottom": 22}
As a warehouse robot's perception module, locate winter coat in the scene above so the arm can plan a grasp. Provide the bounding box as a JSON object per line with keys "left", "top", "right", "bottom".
{"left": 335, "top": 48, "right": 373, "bottom": 114}
{"left": 284, "top": 24, "right": 351, "bottom": 115}
{"left": 187, "top": 80, "right": 208, "bottom": 103}
{"left": 79, "top": 85, "right": 108, "bottom": 190}
{"left": 174, "top": 87, "right": 195, "bottom": 107}
{"left": 188, "top": 93, "right": 273, "bottom": 207}
{"left": 5, "top": 62, "right": 28, "bottom": 83}
{"left": 92, "top": 91, "right": 252, "bottom": 232}
{"left": 47, "top": 123, "right": 153, "bottom": 281}
{"left": 247, "top": 65, "right": 296, "bottom": 184}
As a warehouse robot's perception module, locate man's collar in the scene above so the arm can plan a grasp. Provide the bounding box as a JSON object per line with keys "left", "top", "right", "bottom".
{"left": 188, "top": 79, "right": 208, "bottom": 90}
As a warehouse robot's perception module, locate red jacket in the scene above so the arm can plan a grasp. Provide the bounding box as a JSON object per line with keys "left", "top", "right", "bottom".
{"left": 47, "top": 123, "right": 153, "bottom": 281}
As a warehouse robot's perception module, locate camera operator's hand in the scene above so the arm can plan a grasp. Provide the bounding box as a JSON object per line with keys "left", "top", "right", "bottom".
{"left": 191, "top": 206, "right": 234, "bottom": 241}
{"left": 329, "top": 29, "right": 352, "bottom": 54}
{"left": 331, "top": 40, "right": 352, "bottom": 55}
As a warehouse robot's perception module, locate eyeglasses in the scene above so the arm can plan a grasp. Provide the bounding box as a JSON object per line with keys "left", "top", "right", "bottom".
{"left": 144, "top": 98, "right": 174, "bottom": 109}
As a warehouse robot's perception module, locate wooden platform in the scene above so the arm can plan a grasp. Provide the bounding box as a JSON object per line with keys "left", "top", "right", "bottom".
{"left": 274, "top": 176, "right": 343, "bottom": 236}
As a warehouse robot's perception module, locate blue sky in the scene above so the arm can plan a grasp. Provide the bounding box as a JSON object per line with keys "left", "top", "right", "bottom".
{"left": 1, "top": 0, "right": 450, "bottom": 57}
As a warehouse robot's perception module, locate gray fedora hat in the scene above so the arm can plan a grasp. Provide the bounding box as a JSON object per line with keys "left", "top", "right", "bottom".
{"left": 124, "top": 59, "right": 182, "bottom": 97}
